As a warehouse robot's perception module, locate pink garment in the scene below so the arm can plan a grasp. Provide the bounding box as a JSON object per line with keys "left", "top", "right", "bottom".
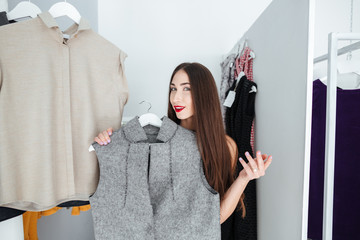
{"left": 235, "top": 47, "right": 254, "bottom": 81}
{"left": 235, "top": 47, "right": 255, "bottom": 154}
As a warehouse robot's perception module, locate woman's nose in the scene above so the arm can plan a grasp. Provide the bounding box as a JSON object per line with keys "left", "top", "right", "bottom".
{"left": 174, "top": 91, "right": 182, "bottom": 102}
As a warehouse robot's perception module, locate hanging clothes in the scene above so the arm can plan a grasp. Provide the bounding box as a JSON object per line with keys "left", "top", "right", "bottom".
{"left": 223, "top": 75, "right": 258, "bottom": 240}
{"left": 0, "top": 12, "right": 128, "bottom": 211}
{"left": 235, "top": 47, "right": 255, "bottom": 153}
{"left": 222, "top": 45, "right": 257, "bottom": 240}
{"left": 235, "top": 47, "right": 254, "bottom": 81}
{"left": 220, "top": 53, "right": 237, "bottom": 122}
{"left": 90, "top": 116, "right": 220, "bottom": 240}
{"left": 308, "top": 79, "right": 360, "bottom": 240}
{"left": 220, "top": 38, "right": 247, "bottom": 124}
{"left": 70, "top": 204, "right": 91, "bottom": 216}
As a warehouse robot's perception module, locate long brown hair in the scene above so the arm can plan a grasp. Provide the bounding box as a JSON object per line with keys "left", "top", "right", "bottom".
{"left": 167, "top": 62, "right": 245, "bottom": 217}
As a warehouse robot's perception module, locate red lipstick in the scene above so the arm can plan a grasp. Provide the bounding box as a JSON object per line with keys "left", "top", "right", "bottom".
{"left": 174, "top": 105, "right": 185, "bottom": 113}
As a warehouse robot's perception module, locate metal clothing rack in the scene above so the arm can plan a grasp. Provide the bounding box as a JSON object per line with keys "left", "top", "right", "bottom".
{"left": 313, "top": 32, "right": 360, "bottom": 240}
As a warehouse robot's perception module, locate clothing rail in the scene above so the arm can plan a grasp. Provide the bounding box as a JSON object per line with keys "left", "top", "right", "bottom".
{"left": 313, "top": 32, "right": 360, "bottom": 240}
{"left": 314, "top": 37, "right": 360, "bottom": 63}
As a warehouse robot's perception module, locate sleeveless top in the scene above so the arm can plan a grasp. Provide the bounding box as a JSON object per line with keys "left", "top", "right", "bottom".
{"left": 90, "top": 116, "right": 221, "bottom": 240}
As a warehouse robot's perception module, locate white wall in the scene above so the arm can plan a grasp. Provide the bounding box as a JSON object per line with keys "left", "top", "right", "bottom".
{"left": 0, "top": 0, "right": 8, "bottom": 11}
{"left": 314, "top": 0, "right": 360, "bottom": 80}
{"left": 245, "top": 0, "right": 314, "bottom": 239}
{"left": 314, "top": 0, "right": 360, "bottom": 57}
{"left": 98, "top": 0, "right": 273, "bottom": 120}
{"left": 37, "top": 209, "right": 95, "bottom": 240}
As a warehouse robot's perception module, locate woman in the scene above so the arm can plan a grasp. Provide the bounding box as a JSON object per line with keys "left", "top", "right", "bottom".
{"left": 94, "top": 62, "right": 272, "bottom": 224}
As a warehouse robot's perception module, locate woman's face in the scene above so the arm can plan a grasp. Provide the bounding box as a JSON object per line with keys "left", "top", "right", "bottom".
{"left": 169, "top": 69, "right": 194, "bottom": 120}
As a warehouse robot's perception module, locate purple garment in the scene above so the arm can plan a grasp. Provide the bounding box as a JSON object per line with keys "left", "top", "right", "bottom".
{"left": 308, "top": 80, "right": 360, "bottom": 240}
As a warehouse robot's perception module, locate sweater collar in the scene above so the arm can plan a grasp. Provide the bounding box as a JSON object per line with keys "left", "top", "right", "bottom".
{"left": 38, "top": 11, "right": 90, "bottom": 33}
{"left": 123, "top": 116, "right": 178, "bottom": 143}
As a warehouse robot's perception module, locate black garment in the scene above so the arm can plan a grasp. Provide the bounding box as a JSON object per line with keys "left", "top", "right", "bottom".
{"left": 0, "top": 11, "right": 9, "bottom": 26}
{"left": 221, "top": 213, "right": 234, "bottom": 240}
{"left": 0, "top": 207, "right": 25, "bottom": 222}
{"left": 223, "top": 76, "right": 257, "bottom": 240}
{"left": 57, "top": 201, "right": 90, "bottom": 208}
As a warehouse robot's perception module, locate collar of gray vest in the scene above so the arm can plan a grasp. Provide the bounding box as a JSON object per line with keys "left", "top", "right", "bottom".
{"left": 123, "top": 116, "right": 178, "bottom": 143}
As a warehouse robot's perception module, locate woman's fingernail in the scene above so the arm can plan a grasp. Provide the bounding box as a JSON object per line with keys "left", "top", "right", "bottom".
{"left": 269, "top": 156, "right": 272, "bottom": 160}
{"left": 257, "top": 151, "right": 261, "bottom": 156}
{"left": 239, "top": 157, "right": 243, "bottom": 161}
{"left": 107, "top": 139, "right": 110, "bottom": 143}
{"left": 108, "top": 132, "right": 112, "bottom": 135}
{"left": 245, "top": 152, "right": 250, "bottom": 157}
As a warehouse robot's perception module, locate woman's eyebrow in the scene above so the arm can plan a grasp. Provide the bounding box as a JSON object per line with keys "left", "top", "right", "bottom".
{"left": 170, "top": 82, "right": 190, "bottom": 86}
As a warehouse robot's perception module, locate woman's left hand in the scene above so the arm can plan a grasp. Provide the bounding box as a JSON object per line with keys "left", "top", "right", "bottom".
{"left": 238, "top": 151, "right": 272, "bottom": 181}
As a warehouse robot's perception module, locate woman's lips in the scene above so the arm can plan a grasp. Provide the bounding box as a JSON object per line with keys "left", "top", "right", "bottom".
{"left": 174, "top": 106, "right": 185, "bottom": 113}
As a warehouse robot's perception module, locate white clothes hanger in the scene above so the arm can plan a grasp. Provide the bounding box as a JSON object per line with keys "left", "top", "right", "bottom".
{"left": 235, "top": 71, "right": 246, "bottom": 83}
{"left": 49, "top": 0, "right": 81, "bottom": 24}
{"left": 248, "top": 51, "right": 255, "bottom": 60}
{"left": 319, "top": 69, "right": 360, "bottom": 90}
{"left": 338, "top": 57, "right": 360, "bottom": 89}
{"left": 138, "top": 101, "right": 162, "bottom": 128}
{"left": 7, "top": 1, "right": 41, "bottom": 21}
{"left": 249, "top": 85, "right": 257, "bottom": 93}
{"left": 139, "top": 113, "right": 162, "bottom": 128}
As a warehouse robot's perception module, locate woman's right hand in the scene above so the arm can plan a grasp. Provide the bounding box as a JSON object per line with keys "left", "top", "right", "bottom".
{"left": 94, "top": 128, "right": 113, "bottom": 145}
{"left": 238, "top": 151, "right": 272, "bottom": 182}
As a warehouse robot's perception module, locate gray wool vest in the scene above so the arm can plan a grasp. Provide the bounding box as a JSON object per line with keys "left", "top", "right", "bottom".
{"left": 90, "top": 116, "right": 220, "bottom": 240}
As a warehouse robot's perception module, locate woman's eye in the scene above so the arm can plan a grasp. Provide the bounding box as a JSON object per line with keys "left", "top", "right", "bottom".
{"left": 184, "top": 87, "right": 191, "bottom": 91}
{"left": 170, "top": 87, "right": 176, "bottom": 91}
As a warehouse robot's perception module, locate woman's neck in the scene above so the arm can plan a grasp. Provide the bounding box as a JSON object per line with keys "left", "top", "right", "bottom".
{"left": 180, "top": 117, "right": 196, "bottom": 131}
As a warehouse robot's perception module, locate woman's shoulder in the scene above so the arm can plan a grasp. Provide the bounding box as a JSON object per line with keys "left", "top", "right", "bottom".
{"left": 225, "top": 135, "right": 237, "bottom": 151}
{"left": 225, "top": 135, "right": 238, "bottom": 170}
